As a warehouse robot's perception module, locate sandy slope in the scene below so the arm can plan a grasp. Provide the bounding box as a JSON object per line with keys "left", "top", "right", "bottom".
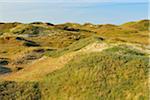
{"left": 1, "top": 42, "right": 149, "bottom": 81}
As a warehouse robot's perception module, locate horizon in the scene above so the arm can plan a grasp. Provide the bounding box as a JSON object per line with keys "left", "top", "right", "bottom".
{"left": 0, "top": 0, "right": 149, "bottom": 24}
{"left": 0, "top": 19, "right": 149, "bottom": 26}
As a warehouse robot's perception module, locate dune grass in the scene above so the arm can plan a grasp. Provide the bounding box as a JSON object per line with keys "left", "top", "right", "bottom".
{"left": 44, "top": 36, "right": 104, "bottom": 57}
{"left": 41, "top": 45, "right": 149, "bottom": 100}
{"left": 0, "top": 20, "right": 149, "bottom": 99}
{"left": 0, "top": 81, "right": 41, "bottom": 100}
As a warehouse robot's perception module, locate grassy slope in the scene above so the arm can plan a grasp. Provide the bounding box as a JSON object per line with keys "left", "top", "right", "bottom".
{"left": 0, "top": 22, "right": 20, "bottom": 35}
{"left": 44, "top": 36, "right": 104, "bottom": 57}
{"left": 57, "top": 20, "right": 149, "bottom": 45}
{"left": 0, "top": 45, "right": 149, "bottom": 100}
{"left": 0, "top": 20, "right": 149, "bottom": 99}
{"left": 0, "top": 81, "right": 41, "bottom": 99}
{"left": 41, "top": 45, "right": 149, "bottom": 100}
{"left": 1, "top": 37, "right": 104, "bottom": 81}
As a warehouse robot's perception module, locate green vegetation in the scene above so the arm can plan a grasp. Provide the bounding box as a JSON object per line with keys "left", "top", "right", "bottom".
{"left": 104, "top": 45, "right": 146, "bottom": 56}
{"left": 1, "top": 45, "right": 148, "bottom": 99}
{"left": 41, "top": 45, "right": 149, "bottom": 99}
{"left": 11, "top": 24, "right": 49, "bottom": 35}
{"left": 121, "top": 19, "right": 149, "bottom": 31}
{"left": 0, "top": 81, "right": 41, "bottom": 100}
{"left": 45, "top": 36, "right": 104, "bottom": 57}
{"left": 0, "top": 22, "right": 20, "bottom": 35}
{"left": 0, "top": 19, "right": 149, "bottom": 99}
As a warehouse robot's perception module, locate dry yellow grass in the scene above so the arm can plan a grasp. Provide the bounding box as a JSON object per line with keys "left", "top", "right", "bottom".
{"left": 1, "top": 41, "right": 149, "bottom": 81}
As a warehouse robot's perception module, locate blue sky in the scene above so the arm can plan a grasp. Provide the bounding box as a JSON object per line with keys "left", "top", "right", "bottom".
{"left": 0, "top": 0, "right": 149, "bottom": 24}
{"left": 0, "top": 0, "right": 148, "bottom": 3}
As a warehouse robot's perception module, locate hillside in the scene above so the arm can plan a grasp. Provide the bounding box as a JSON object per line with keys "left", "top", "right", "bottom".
{"left": 0, "top": 19, "right": 149, "bottom": 99}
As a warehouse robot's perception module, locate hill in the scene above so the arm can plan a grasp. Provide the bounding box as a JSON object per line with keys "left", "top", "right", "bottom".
{"left": 0, "top": 19, "right": 149, "bottom": 99}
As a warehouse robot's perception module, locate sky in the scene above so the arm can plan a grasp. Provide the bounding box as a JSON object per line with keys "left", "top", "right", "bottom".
{"left": 0, "top": 0, "right": 148, "bottom": 3}
{"left": 0, "top": 0, "right": 149, "bottom": 24}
